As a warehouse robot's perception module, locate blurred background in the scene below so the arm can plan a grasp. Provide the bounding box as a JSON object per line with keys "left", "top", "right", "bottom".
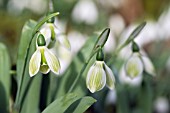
{"left": 1, "top": 0, "right": 170, "bottom": 113}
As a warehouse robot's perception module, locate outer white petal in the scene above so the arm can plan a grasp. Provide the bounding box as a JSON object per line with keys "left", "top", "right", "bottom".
{"left": 141, "top": 56, "right": 156, "bottom": 76}
{"left": 44, "top": 47, "right": 60, "bottom": 75}
{"left": 125, "top": 53, "right": 143, "bottom": 79}
{"left": 104, "top": 63, "right": 115, "bottom": 90}
{"left": 57, "top": 35, "right": 71, "bottom": 50}
{"left": 86, "top": 61, "right": 106, "bottom": 93}
{"left": 29, "top": 49, "right": 41, "bottom": 77}
{"left": 40, "top": 65, "right": 50, "bottom": 74}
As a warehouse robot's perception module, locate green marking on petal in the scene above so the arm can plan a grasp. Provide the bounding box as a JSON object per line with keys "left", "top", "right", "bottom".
{"left": 104, "top": 63, "right": 115, "bottom": 90}
{"left": 40, "top": 64, "right": 50, "bottom": 74}
{"left": 39, "top": 47, "right": 47, "bottom": 65}
{"left": 86, "top": 61, "right": 106, "bottom": 93}
{"left": 44, "top": 47, "right": 60, "bottom": 75}
{"left": 29, "top": 49, "right": 41, "bottom": 77}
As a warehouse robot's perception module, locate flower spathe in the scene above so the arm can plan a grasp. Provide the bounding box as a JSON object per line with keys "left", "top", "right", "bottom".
{"left": 86, "top": 61, "right": 115, "bottom": 93}
{"left": 29, "top": 46, "right": 60, "bottom": 77}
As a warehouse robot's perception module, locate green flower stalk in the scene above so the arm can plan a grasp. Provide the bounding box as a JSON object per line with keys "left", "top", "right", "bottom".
{"left": 86, "top": 49, "right": 115, "bottom": 93}
{"left": 29, "top": 34, "right": 60, "bottom": 77}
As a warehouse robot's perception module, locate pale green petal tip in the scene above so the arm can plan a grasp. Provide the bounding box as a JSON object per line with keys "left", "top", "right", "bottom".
{"left": 44, "top": 47, "right": 61, "bottom": 75}
{"left": 40, "top": 65, "right": 50, "bottom": 74}
{"left": 29, "top": 49, "right": 41, "bottom": 77}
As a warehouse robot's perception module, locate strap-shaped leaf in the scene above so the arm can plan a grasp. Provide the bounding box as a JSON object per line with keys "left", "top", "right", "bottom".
{"left": 0, "top": 43, "right": 11, "bottom": 113}
{"left": 73, "top": 97, "right": 96, "bottom": 113}
{"left": 15, "top": 20, "right": 37, "bottom": 109}
{"left": 42, "top": 93, "right": 81, "bottom": 113}
{"left": 20, "top": 75, "right": 42, "bottom": 113}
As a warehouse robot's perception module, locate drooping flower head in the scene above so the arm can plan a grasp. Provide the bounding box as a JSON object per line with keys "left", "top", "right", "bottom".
{"left": 29, "top": 34, "right": 60, "bottom": 77}
{"left": 40, "top": 18, "right": 71, "bottom": 50}
{"left": 125, "top": 52, "right": 143, "bottom": 79}
{"left": 86, "top": 49, "right": 115, "bottom": 93}
{"left": 125, "top": 41, "right": 155, "bottom": 79}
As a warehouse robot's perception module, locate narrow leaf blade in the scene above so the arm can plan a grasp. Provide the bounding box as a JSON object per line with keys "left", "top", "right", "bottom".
{"left": 0, "top": 43, "right": 11, "bottom": 113}
{"left": 73, "top": 96, "right": 96, "bottom": 113}
{"left": 42, "top": 93, "right": 81, "bottom": 113}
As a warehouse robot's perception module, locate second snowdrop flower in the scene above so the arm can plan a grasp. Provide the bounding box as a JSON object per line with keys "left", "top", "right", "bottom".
{"left": 29, "top": 34, "right": 60, "bottom": 77}
{"left": 125, "top": 53, "right": 143, "bottom": 79}
{"left": 40, "top": 18, "right": 71, "bottom": 50}
{"left": 86, "top": 49, "right": 115, "bottom": 93}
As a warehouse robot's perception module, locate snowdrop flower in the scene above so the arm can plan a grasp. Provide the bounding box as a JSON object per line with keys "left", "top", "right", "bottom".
{"left": 86, "top": 49, "right": 115, "bottom": 93}
{"left": 125, "top": 52, "right": 143, "bottom": 79}
{"left": 125, "top": 41, "right": 155, "bottom": 79}
{"left": 29, "top": 34, "right": 60, "bottom": 77}
{"left": 40, "top": 19, "right": 71, "bottom": 50}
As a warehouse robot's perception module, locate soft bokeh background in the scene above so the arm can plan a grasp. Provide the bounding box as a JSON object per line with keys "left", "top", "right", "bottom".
{"left": 1, "top": 0, "right": 170, "bottom": 113}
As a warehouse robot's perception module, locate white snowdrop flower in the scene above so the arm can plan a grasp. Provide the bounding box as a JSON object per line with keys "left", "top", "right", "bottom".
{"left": 72, "top": 0, "right": 98, "bottom": 25}
{"left": 154, "top": 97, "right": 169, "bottom": 113}
{"left": 86, "top": 61, "right": 115, "bottom": 93}
{"left": 29, "top": 34, "right": 60, "bottom": 77}
{"left": 125, "top": 53, "right": 143, "bottom": 79}
{"left": 40, "top": 22, "right": 71, "bottom": 50}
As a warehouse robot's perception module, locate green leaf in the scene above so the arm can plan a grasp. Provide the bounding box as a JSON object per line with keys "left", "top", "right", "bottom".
{"left": 42, "top": 93, "right": 81, "bottom": 113}
{"left": 15, "top": 20, "right": 37, "bottom": 109}
{"left": 73, "top": 97, "right": 96, "bottom": 113}
{"left": 20, "top": 75, "right": 42, "bottom": 113}
{"left": 0, "top": 43, "right": 11, "bottom": 113}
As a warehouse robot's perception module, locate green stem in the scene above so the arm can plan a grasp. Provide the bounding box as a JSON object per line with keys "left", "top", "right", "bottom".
{"left": 107, "top": 43, "right": 126, "bottom": 66}
{"left": 68, "top": 48, "right": 100, "bottom": 93}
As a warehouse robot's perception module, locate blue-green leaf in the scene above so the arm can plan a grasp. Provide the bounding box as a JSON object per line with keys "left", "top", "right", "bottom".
{"left": 73, "top": 96, "right": 96, "bottom": 113}
{"left": 0, "top": 43, "right": 11, "bottom": 113}
{"left": 15, "top": 20, "right": 37, "bottom": 109}
{"left": 42, "top": 93, "right": 81, "bottom": 113}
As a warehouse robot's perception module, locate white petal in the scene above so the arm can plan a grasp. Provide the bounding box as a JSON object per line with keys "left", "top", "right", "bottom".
{"left": 125, "top": 53, "right": 143, "bottom": 79}
{"left": 142, "top": 56, "right": 156, "bottom": 76}
{"left": 104, "top": 63, "right": 115, "bottom": 90}
{"left": 86, "top": 61, "right": 106, "bottom": 93}
{"left": 44, "top": 47, "right": 60, "bottom": 75}
{"left": 29, "top": 49, "right": 41, "bottom": 77}
{"left": 57, "top": 35, "right": 71, "bottom": 50}
{"left": 40, "top": 64, "right": 50, "bottom": 74}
